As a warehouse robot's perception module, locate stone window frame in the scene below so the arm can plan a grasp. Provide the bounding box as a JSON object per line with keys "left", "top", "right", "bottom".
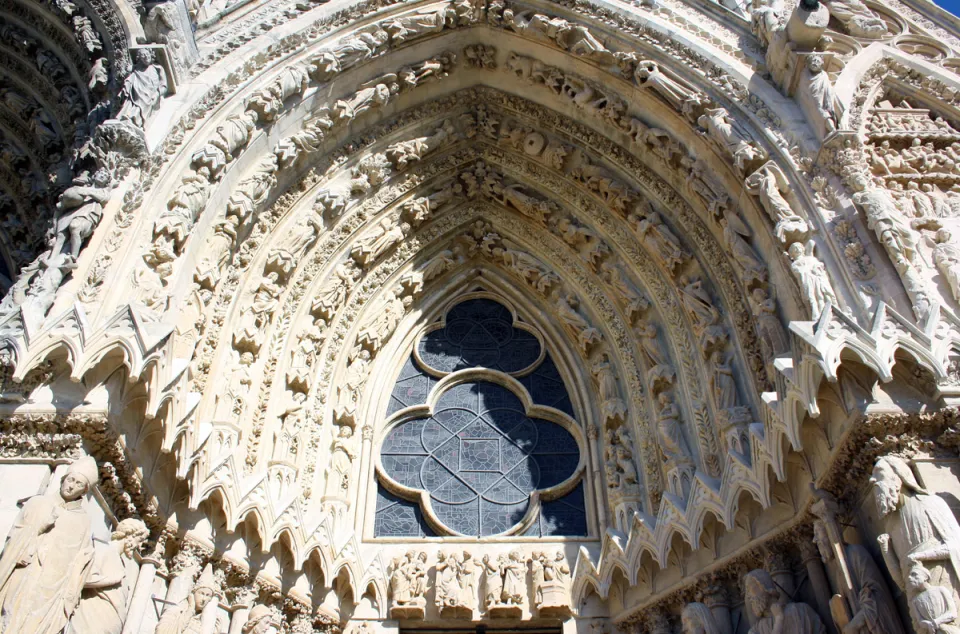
{"left": 367, "top": 290, "right": 594, "bottom": 541}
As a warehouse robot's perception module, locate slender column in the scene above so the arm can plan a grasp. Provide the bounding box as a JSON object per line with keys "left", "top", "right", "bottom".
{"left": 799, "top": 539, "right": 836, "bottom": 634}
{"left": 201, "top": 598, "right": 223, "bottom": 633}
{"left": 228, "top": 604, "right": 251, "bottom": 634}
{"left": 122, "top": 557, "right": 160, "bottom": 634}
{"left": 765, "top": 549, "right": 795, "bottom": 601}
{"left": 586, "top": 423, "right": 608, "bottom": 533}
{"left": 354, "top": 424, "right": 375, "bottom": 533}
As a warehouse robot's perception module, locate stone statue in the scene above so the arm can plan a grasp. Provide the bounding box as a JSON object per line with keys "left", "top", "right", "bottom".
{"left": 500, "top": 550, "right": 526, "bottom": 605}
{"left": 786, "top": 241, "right": 838, "bottom": 318}
{"left": 0, "top": 456, "right": 99, "bottom": 634}
{"left": 155, "top": 564, "right": 221, "bottom": 634}
{"left": 720, "top": 209, "right": 767, "bottom": 283}
{"left": 51, "top": 169, "right": 113, "bottom": 263}
{"left": 810, "top": 520, "right": 903, "bottom": 634}
{"left": 534, "top": 551, "right": 571, "bottom": 616}
{"left": 933, "top": 230, "right": 960, "bottom": 303}
{"left": 744, "top": 569, "right": 826, "bottom": 634}
{"left": 591, "top": 353, "right": 626, "bottom": 423}
{"left": 351, "top": 217, "right": 409, "bottom": 267}
{"left": 710, "top": 350, "right": 738, "bottom": 411}
{"left": 871, "top": 456, "right": 960, "bottom": 593}
{"left": 851, "top": 173, "right": 932, "bottom": 318}
{"left": 116, "top": 49, "right": 168, "bottom": 128}
{"left": 635, "top": 60, "right": 701, "bottom": 115}
{"left": 389, "top": 551, "right": 428, "bottom": 618}
{"left": 556, "top": 293, "right": 602, "bottom": 352}
{"left": 242, "top": 605, "right": 280, "bottom": 634}
{"left": 822, "top": 0, "right": 887, "bottom": 38}
{"left": 70, "top": 518, "right": 150, "bottom": 634}
{"left": 750, "top": 288, "right": 788, "bottom": 371}
{"left": 235, "top": 272, "right": 282, "bottom": 352}
{"left": 482, "top": 554, "right": 503, "bottom": 609}
{"left": 436, "top": 551, "right": 463, "bottom": 611}
{"left": 630, "top": 209, "right": 688, "bottom": 273}
{"left": 678, "top": 276, "right": 721, "bottom": 333}
{"left": 334, "top": 349, "right": 371, "bottom": 423}
{"left": 214, "top": 351, "right": 254, "bottom": 421}
{"left": 745, "top": 163, "right": 809, "bottom": 244}
{"left": 682, "top": 601, "right": 725, "bottom": 634}
{"left": 803, "top": 55, "right": 843, "bottom": 137}
{"left": 697, "top": 107, "right": 764, "bottom": 172}
{"left": 324, "top": 424, "right": 357, "bottom": 497}
{"left": 657, "top": 392, "right": 691, "bottom": 463}
{"left": 908, "top": 564, "right": 960, "bottom": 634}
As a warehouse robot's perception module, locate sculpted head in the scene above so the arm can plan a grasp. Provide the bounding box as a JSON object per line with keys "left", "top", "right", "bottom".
{"left": 134, "top": 48, "right": 156, "bottom": 69}
{"left": 62, "top": 456, "right": 98, "bottom": 501}
{"left": 907, "top": 563, "right": 931, "bottom": 592}
{"left": 113, "top": 517, "right": 149, "bottom": 557}
{"left": 681, "top": 602, "right": 717, "bottom": 634}
{"left": 870, "top": 456, "right": 922, "bottom": 517}
{"left": 243, "top": 605, "right": 280, "bottom": 634}
{"left": 193, "top": 564, "right": 217, "bottom": 611}
{"left": 806, "top": 54, "right": 825, "bottom": 73}
{"left": 812, "top": 520, "right": 832, "bottom": 562}
{"left": 744, "top": 570, "right": 779, "bottom": 619}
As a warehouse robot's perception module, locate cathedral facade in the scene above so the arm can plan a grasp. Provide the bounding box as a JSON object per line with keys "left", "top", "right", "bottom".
{"left": 1, "top": 0, "right": 960, "bottom": 631}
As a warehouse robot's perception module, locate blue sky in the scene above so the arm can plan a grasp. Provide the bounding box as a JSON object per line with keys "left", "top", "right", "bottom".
{"left": 936, "top": 0, "right": 960, "bottom": 17}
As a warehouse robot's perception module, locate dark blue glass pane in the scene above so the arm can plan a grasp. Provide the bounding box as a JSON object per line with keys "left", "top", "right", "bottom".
{"left": 379, "top": 381, "right": 582, "bottom": 537}
{"left": 375, "top": 485, "right": 435, "bottom": 537}
{"left": 540, "top": 482, "right": 588, "bottom": 537}
{"left": 519, "top": 354, "right": 575, "bottom": 416}
{"left": 388, "top": 357, "right": 437, "bottom": 415}
{"left": 417, "top": 299, "right": 542, "bottom": 373}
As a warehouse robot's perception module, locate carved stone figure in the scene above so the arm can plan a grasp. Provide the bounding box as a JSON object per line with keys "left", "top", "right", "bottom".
{"left": 334, "top": 349, "right": 370, "bottom": 424}
{"left": 287, "top": 319, "right": 324, "bottom": 390}
{"left": 629, "top": 208, "right": 688, "bottom": 273}
{"left": 234, "top": 272, "right": 282, "bottom": 352}
{"left": 697, "top": 107, "right": 764, "bottom": 172}
{"left": 750, "top": 288, "right": 788, "bottom": 373}
{"left": 482, "top": 554, "right": 503, "bottom": 610}
{"left": 556, "top": 293, "right": 602, "bottom": 352}
{"left": 0, "top": 456, "right": 98, "bottom": 634}
{"left": 533, "top": 551, "right": 571, "bottom": 617}
{"left": 786, "top": 241, "right": 838, "bottom": 318}
{"left": 500, "top": 550, "right": 526, "bottom": 605}
{"left": 871, "top": 456, "right": 960, "bottom": 594}
{"left": 635, "top": 61, "right": 701, "bottom": 116}
{"left": 744, "top": 569, "right": 826, "bottom": 634}
{"left": 312, "top": 25, "right": 389, "bottom": 79}
{"left": 822, "top": 0, "right": 888, "bottom": 38}
{"left": 745, "top": 163, "right": 809, "bottom": 244}
{"left": 214, "top": 351, "right": 254, "bottom": 421}
{"left": 678, "top": 276, "right": 721, "bottom": 333}
{"left": 810, "top": 517, "right": 903, "bottom": 634}
{"left": 351, "top": 217, "right": 409, "bottom": 267}
{"left": 116, "top": 49, "right": 168, "bottom": 128}
{"left": 908, "top": 565, "right": 960, "bottom": 634}
{"left": 720, "top": 209, "right": 767, "bottom": 283}
{"left": 242, "top": 605, "right": 281, "bottom": 634}
{"left": 389, "top": 551, "right": 428, "bottom": 619}
{"left": 933, "top": 230, "right": 960, "bottom": 303}
{"left": 851, "top": 174, "right": 932, "bottom": 319}
{"left": 51, "top": 169, "right": 113, "bottom": 262}
{"left": 656, "top": 392, "right": 692, "bottom": 463}
{"left": 324, "top": 424, "right": 357, "bottom": 497}
{"left": 70, "top": 518, "right": 149, "bottom": 634}
{"left": 356, "top": 289, "right": 412, "bottom": 352}
{"left": 155, "top": 564, "right": 222, "bottom": 634}
{"left": 710, "top": 350, "right": 738, "bottom": 410}
{"left": 682, "top": 601, "right": 725, "bottom": 634}
{"left": 803, "top": 55, "right": 843, "bottom": 137}
{"left": 591, "top": 353, "right": 626, "bottom": 423}
{"left": 334, "top": 76, "right": 399, "bottom": 122}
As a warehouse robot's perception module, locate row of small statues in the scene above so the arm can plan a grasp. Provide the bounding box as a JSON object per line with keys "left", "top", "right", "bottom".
{"left": 0, "top": 455, "right": 279, "bottom": 634}
{"left": 389, "top": 549, "right": 571, "bottom": 619}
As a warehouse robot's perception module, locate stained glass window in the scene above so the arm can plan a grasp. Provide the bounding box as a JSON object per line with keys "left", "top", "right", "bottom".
{"left": 375, "top": 297, "right": 588, "bottom": 538}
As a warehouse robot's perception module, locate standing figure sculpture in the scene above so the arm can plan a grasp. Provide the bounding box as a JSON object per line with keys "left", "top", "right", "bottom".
{"left": 744, "top": 569, "right": 826, "bottom": 634}
{"left": 155, "top": 564, "right": 221, "bottom": 634}
{"left": 116, "top": 49, "right": 168, "bottom": 127}
{"left": 0, "top": 456, "right": 99, "bottom": 634}
{"left": 871, "top": 456, "right": 960, "bottom": 593}
{"left": 51, "top": 169, "right": 113, "bottom": 263}
{"left": 70, "top": 518, "right": 150, "bottom": 634}
{"left": 786, "top": 241, "right": 838, "bottom": 318}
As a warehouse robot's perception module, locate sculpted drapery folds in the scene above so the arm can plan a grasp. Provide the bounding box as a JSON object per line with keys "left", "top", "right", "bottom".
{"left": 0, "top": 456, "right": 98, "bottom": 634}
